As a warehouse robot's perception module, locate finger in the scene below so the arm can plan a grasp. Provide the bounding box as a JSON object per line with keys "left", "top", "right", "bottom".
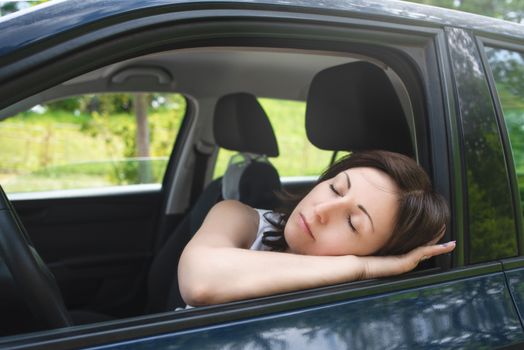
{"left": 361, "top": 241, "right": 456, "bottom": 279}
{"left": 414, "top": 241, "right": 456, "bottom": 262}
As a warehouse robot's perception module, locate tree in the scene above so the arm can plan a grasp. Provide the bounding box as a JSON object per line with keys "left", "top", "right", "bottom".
{"left": 0, "top": 2, "right": 18, "bottom": 16}
{"left": 406, "top": 0, "right": 524, "bottom": 23}
{"left": 133, "top": 93, "right": 152, "bottom": 183}
{"left": 0, "top": 0, "right": 49, "bottom": 16}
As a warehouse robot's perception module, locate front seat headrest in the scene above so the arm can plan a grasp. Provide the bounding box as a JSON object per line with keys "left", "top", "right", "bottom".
{"left": 213, "top": 92, "right": 279, "bottom": 157}
{"left": 305, "top": 61, "right": 413, "bottom": 156}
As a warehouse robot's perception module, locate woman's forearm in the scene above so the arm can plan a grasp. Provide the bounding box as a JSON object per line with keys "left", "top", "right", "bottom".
{"left": 178, "top": 241, "right": 455, "bottom": 306}
{"left": 178, "top": 246, "right": 363, "bottom": 306}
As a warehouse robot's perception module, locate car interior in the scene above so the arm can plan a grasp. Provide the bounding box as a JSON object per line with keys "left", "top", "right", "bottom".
{"left": 0, "top": 45, "right": 427, "bottom": 336}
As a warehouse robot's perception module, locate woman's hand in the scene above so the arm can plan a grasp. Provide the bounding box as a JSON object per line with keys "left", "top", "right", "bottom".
{"left": 358, "top": 241, "right": 456, "bottom": 280}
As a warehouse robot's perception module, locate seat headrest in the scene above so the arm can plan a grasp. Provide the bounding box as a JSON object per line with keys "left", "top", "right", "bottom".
{"left": 305, "top": 61, "right": 413, "bottom": 156}
{"left": 213, "top": 93, "right": 279, "bottom": 157}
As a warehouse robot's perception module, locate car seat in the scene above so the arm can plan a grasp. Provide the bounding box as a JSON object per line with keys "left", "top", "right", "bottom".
{"left": 145, "top": 92, "right": 281, "bottom": 312}
{"left": 305, "top": 61, "right": 413, "bottom": 156}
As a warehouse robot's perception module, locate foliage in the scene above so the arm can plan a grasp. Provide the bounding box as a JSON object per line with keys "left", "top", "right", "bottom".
{"left": 487, "top": 48, "right": 524, "bottom": 174}
{"left": 463, "top": 46, "right": 524, "bottom": 262}
{"left": 0, "top": 93, "right": 185, "bottom": 192}
{"left": 0, "top": 0, "right": 47, "bottom": 16}
{"left": 1, "top": 94, "right": 334, "bottom": 192}
{"left": 406, "top": 0, "right": 524, "bottom": 23}
{"left": 0, "top": 1, "right": 18, "bottom": 16}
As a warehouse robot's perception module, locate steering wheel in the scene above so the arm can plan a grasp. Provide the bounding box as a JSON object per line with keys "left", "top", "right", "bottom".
{"left": 0, "top": 185, "right": 71, "bottom": 329}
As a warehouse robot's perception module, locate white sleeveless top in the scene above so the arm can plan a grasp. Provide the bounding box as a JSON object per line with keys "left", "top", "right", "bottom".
{"left": 250, "top": 209, "right": 283, "bottom": 251}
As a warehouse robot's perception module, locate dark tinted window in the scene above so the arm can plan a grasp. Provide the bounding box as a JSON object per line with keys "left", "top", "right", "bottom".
{"left": 485, "top": 46, "right": 524, "bottom": 251}
{"left": 447, "top": 29, "right": 517, "bottom": 263}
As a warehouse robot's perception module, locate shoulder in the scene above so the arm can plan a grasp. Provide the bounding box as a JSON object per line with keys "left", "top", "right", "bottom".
{"left": 199, "top": 200, "right": 260, "bottom": 247}
{"left": 209, "top": 200, "right": 258, "bottom": 221}
{"left": 212, "top": 199, "right": 254, "bottom": 211}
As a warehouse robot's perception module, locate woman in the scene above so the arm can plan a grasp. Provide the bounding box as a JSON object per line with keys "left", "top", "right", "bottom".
{"left": 178, "top": 150, "right": 455, "bottom": 306}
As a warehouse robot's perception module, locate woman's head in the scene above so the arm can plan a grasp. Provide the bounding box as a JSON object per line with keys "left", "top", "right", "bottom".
{"left": 282, "top": 150, "right": 449, "bottom": 256}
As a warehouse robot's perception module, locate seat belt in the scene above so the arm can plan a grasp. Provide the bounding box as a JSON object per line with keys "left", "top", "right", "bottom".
{"left": 190, "top": 140, "right": 215, "bottom": 206}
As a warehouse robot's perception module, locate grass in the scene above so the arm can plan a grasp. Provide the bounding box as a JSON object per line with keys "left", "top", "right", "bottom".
{"left": 1, "top": 98, "right": 334, "bottom": 193}
{"left": 4, "top": 159, "right": 169, "bottom": 192}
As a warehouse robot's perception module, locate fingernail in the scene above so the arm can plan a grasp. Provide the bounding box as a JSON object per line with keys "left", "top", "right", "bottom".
{"left": 441, "top": 241, "right": 456, "bottom": 247}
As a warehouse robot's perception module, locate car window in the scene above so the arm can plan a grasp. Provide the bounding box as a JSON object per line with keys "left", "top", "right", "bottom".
{"left": 0, "top": 93, "right": 185, "bottom": 194}
{"left": 486, "top": 46, "right": 524, "bottom": 233}
{"left": 448, "top": 33, "right": 518, "bottom": 264}
{"left": 213, "top": 97, "right": 348, "bottom": 179}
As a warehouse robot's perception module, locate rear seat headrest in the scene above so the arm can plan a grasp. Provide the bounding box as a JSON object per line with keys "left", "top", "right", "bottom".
{"left": 305, "top": 61, "right": 413, "bottom": 156}
{"left": 213, "top": 93, "right": 279, "bottom": 157}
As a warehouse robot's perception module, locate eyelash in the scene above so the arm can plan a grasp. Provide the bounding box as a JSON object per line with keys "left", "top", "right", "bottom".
{"left": 329, "top": 184, "right": 341, "bottom": 196}
{"left": 329, "top": 183, "right": 357, "bottom": 232}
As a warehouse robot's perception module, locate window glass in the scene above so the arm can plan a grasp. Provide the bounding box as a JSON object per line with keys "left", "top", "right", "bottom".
{"left": 446, "top": 30, "right": 517, "bottom": 263}
{"left": 213, "top": 98, "right": 347, "bottom": 179}
{"left": 0, "top": 93, "right": 185, "bottom": 193}
{"left": 486, "top": 46, "right": 524, "bottom": 242}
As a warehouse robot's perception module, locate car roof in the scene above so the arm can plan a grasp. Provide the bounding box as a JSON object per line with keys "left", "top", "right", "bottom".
{"left": 0, "top": 47, "right": 368, "bottom": 120}
{"left": 0, "top": 0, "right": 520, "bottom": 121}
{"left": 0, "top": 0, "right": 523, "bottom": 59}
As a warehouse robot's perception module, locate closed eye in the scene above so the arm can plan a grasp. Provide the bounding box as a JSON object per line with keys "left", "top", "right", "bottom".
{"left": 330, "top": 183, "right": 357, "bottom": 232}
{"left": 329, "top": 184, "right": 342, "bottom": 196}
{"left": 348, "top": 217, "right": 357, "bottom": 232}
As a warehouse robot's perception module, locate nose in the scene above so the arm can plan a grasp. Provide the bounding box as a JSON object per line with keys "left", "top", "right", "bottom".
{"left": 313, "top": 198, "right": 346, "bottom": 224}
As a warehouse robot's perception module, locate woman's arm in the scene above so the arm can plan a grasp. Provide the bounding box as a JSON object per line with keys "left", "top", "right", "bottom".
{"left": 178, "top": 200, "right": 455, "bottom": 306}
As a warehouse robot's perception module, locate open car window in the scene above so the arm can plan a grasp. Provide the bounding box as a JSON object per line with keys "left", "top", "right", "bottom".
{"left": 0, "top": 93, "right": 185, "bottom": 195}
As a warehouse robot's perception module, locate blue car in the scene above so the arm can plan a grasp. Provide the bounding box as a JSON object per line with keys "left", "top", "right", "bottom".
{"left": 1, "top": 0, "right": 524, "bottom": 349}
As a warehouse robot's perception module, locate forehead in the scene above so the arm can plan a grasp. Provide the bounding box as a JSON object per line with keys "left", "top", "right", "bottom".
{"left": 339, "top": 167, "right": 399, "bottom": 194}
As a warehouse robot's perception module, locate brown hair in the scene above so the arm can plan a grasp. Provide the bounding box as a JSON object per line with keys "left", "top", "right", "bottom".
{"left": 263, "top": 150, "right": 449, "bottom": 255}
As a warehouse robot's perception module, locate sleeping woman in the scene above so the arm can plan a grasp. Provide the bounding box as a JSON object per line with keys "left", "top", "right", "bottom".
{"left": 178, "top": 150, "right": 455, "bottom": 306}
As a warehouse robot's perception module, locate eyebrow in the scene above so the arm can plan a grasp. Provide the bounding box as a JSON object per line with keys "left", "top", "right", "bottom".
{"left": 344, "top": 172, "right": 375, "bottom": 232}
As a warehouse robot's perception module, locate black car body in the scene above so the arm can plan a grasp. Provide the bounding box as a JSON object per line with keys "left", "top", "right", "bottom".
{"left": 1, "top": 0, "right": 524, "bottom": 349}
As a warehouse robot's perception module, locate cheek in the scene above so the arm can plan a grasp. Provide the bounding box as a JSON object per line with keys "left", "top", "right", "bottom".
{"left": 318, "top": 232, "right": 386, "bottom": 256}
{"left": 356, "top": 237, "right": 387, "bottom": 256}
{"left": 311, "top": 231, "right": 355, "bottom": 256}
{"left": 283, "top": 219, "right": 310, "bottom": 254}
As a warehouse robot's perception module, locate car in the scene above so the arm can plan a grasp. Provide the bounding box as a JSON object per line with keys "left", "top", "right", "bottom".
{"left": 1, "top": 0, "right": 524, "bottom": 348}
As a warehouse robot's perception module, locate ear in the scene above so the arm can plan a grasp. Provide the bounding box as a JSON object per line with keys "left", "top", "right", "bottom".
{"left": 425, "top": 225, "right": 446, "bottom": 246}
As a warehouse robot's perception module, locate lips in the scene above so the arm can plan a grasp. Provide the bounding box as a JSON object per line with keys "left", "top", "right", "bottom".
{"left": 299, "top": 214, "right": 315, "bottom": 240}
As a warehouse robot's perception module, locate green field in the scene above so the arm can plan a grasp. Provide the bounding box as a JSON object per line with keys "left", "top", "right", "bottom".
{"left": 0, "top": 98, "right": 334, "bottom": 193}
